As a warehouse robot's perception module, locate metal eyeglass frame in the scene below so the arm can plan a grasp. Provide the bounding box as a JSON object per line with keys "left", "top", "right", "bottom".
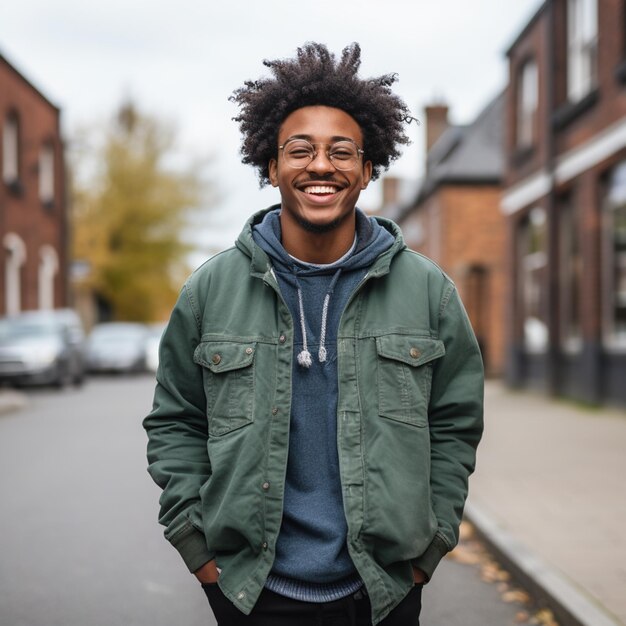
{"left": 278, "top": 138, "right": 365, "bottom": 170}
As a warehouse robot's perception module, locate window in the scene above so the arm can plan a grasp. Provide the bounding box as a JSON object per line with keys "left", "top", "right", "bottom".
{"left": 517, "top": 60, "right": 538, "bottom": 148}
{"left": 2, "top": 113, "right": 19, "bottom": 185}
{"left": 603, "top": 162, "right": 626, "bottom": 349}
{"left": 3, "top": 233, "right": 26, "bottom": 316}
{"left": 39, "top": 143, "right": 55, "bottom": 205}
{"left": 559, "top": 196, "right": 582, "bottom": 351}
{"left": 567, "top": 0, "right": 598, "bottom": 101}
{"left": 518, "top": 207, "right": 549, "bottom": 352}
{"left": 38, "top": 245, "right": 58, "bottom": 310}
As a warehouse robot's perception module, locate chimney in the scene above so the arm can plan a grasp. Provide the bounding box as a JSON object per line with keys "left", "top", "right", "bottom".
{"left": 424, "top": 103, "right": 449, "bottom": 153}
{"left": 382, "top": 177, "right": 400, "bottom": 208}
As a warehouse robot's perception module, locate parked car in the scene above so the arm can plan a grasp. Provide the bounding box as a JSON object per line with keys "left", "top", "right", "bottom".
{"left": 86, "top": 322, "right": 149, "bottom": 373}
{"left": 0, "top": 309, "right": 87, "bottom": 388}
{"left": 144, "top": 322, "right": 168, "bottom": 373}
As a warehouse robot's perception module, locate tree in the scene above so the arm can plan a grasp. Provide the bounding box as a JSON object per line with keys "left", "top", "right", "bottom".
{"left": 72, "top": 102, "right": 210, "bottom": 322}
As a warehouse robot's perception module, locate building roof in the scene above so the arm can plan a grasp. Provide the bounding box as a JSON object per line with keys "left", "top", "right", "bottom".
{"left": 0, "top": 49, "right": 60, "bottom": 113}
{"left": 505, "top": 1, "right": 548, "bottom": 56}
{"left": 413, "top": 91, "right": 505, "bottom": 206}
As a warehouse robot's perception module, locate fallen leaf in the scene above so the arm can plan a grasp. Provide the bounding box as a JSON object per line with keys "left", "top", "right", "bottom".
{"left": 502, "top": 589, "right": 532, "bottom": 604}
{"left": 533, "top": 608, "right": 559, "bottom": 626}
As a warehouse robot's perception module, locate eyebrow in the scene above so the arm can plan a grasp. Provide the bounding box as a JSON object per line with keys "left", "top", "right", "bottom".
{"left": 285, "top": 134, "right": 359, "bottom": 143}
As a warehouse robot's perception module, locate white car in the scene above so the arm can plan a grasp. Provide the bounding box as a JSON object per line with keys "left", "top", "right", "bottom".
{"left": 86, "top": 322, "right": 149, "bottom": 373}
{"left": 144, "top": 322, "right": 167, "bottom": 373}
{"left": 0, "top": 309, "right": 87, "bottom": 387}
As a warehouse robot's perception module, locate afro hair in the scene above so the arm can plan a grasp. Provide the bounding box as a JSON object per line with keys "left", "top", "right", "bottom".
{"left": 230, "top": 42, "right": 415, "bottom": 186}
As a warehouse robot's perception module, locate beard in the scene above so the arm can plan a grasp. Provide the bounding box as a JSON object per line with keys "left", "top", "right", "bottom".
{"left": 291, "top": 207, "right": 353, "bottom": 234}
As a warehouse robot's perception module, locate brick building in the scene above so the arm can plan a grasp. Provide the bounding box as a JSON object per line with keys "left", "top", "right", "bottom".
{"left": 384, "top": 95, "right": 506, "bottom": 375}
{"left": 0, "top": 51, "right": 67, "bottom": 316}
{"left": 503, "top": 0, "right": 626, "bottom": 405}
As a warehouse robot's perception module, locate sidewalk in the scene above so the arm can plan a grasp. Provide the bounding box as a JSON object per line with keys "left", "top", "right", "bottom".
{"left": 466, "top": 381, "right": 626, "bottom": 625}
{"left": 0, "top": 389, "right": 27, "bottom": 416}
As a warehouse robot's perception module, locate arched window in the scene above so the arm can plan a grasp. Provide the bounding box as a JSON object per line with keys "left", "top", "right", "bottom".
{"left": 38, "top": 245, "right": 59, "bottom": 310}
{"left": 2, "top": 113, "right": 20, "bottom": 185}
{"left": 603, "top": 161, "right": 626, "bottom": 349}
{"left": 3, "top": 233, "right": 26, "bottom": 316}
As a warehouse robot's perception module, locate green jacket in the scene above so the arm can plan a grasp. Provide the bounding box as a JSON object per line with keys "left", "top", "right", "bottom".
{"left": 144, "top": 208, "right": 484, "bottom": 624}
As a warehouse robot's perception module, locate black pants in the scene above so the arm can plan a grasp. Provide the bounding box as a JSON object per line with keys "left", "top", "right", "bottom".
{"left": 203, "top": 584, "right": 422, "bottom": 626}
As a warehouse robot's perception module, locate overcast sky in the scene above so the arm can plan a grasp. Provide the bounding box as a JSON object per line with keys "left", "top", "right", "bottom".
{"left": 2, "top": 0, "right": 543, "bottom": 259}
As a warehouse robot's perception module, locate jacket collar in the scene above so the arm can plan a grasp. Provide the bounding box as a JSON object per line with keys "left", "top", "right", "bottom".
{"left": 235, "top": 204, "right": 406, "bottom": 279}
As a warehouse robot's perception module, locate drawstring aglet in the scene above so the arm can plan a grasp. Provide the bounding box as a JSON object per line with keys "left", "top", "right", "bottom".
{"left": 297, "top": 349, "right": 312, "bottom": 368}
{"left": 318, "top": 346, "right": 327, "bottom": 362}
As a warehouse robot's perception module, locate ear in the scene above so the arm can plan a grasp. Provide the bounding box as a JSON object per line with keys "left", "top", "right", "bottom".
{"left": 268, "top": 159, "right": 279, "bottom": 187}
{"left": 361, "top": 160, "right": 373, "bottom": 190}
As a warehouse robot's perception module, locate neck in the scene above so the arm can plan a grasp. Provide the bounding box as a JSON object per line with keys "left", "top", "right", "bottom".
{"left": 280, "top": 212, "right": 357, "bottom": 264}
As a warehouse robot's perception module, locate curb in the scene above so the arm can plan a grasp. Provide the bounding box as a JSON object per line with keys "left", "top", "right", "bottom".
{"left": 464, "top": 502, "right": 622, "bottom": 626}
{"left": 0, "top": 390, "right": 27, "bottom": 416}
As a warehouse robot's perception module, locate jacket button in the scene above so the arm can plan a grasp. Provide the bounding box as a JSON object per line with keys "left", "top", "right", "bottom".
{"left": 262, "top": 541, "right": 268, "bottom": 550}
{"left": 279, "top": 335, "right": 286, "bottom": 343}
{"left": 262, "top": 481, "right": 270, "bottom": 491}
{"left": 245, "top": 347, "right": 253, "bottom": 355}
{"left": 237, "top": 591, "right": 246, "bottom": 600}
{"left": 271, "top": 407, "right": 278, "bottom": 415}
{"left": 211, "top": 354, "right": 221, "bottom": 364}
{"left": 410, "top": 348, "right": 420, "bottom": 359}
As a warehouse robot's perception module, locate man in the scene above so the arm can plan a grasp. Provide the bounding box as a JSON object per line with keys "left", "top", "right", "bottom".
{"left": 144, "top": 42, "right": 483, "bottom": 626}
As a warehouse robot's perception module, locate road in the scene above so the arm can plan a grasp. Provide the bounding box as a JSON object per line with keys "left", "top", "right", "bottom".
{"left": 0, "top": 376, "right": 546, "bottom": 626}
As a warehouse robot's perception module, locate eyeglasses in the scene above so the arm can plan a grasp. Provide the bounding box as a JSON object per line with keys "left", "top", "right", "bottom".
{"left": 278, "top": 138, "right": 364, "bottom": 171}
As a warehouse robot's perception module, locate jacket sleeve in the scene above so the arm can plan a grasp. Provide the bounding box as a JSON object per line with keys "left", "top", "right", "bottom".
{"left": 143, "top": 281, "right": 213, "bottom": 573}
{"left": 412, "top": 280, "right": 484, "bottom": 579}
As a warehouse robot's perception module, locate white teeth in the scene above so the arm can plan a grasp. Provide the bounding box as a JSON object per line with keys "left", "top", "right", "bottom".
{"left": 303, "top": 185, "right": 337, "bottom": 194}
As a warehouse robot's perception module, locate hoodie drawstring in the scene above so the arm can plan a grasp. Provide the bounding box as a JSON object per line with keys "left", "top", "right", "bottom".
{"left": 296, "top": 286, "right": 313, "bottom": 368}
{"left": 318, "top": 269, "right": 342, "bottom": 363}
{"left": 296, "top": 268, "right": 342, "bottom": 369}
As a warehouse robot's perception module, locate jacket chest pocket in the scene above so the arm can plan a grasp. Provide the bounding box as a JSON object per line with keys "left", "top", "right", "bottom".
{"left": 193, "top": 341, "right": 256, "bottom": 436}
{"left": 375, "top": 335, "right": 445, "bottom": 427}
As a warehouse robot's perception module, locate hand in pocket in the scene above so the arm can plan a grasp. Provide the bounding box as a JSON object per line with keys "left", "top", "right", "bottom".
{"left": 194, "top": 559, "right": 220, "bottom": 584}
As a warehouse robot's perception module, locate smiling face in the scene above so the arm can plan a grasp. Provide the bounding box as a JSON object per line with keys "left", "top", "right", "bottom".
{"left": 268, "top": 106, "right": 372, "bottom": 247}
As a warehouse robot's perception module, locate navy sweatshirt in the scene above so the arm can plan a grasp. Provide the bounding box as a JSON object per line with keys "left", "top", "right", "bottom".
{"left": 252, "top": 207, "right": 394, "bottom": 602}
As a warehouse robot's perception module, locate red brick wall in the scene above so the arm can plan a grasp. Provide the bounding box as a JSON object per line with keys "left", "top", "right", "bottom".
{"left": 507, "top": 1, "right": 626, "bottom": 165}
{"left": 553, "top": 0, "right": 626, "bottom": 154}
{"left": 505, "top": 0, "right": 626, "bottom": 349}
{"left": 402, "top": 185, "right": 506, "bottom": 375}
{"left": 0, "top": 57, "right": 67, "bottom": 314}
{"left": 506, "top": 8, "right": 551, "bottom": 186}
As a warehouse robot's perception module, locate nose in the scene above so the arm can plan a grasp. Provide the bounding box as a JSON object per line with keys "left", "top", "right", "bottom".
{"left": 305, "top": 147, "right": 336, "bottom": 174}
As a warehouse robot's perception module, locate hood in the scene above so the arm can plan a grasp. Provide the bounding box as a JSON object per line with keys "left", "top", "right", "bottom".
{"left": 251, "top": 207, "right": 395, "bottom": 278}
{"left": 235, "top": 204, "right": 406, "bottom": 279}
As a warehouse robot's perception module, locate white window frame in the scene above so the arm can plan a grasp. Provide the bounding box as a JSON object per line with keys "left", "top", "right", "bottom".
{"left": 567, "top": 0, "right": 598, "bottom": 102}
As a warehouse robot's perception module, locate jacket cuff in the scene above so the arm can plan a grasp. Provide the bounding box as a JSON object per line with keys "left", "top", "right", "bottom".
{"left": 411, "top": 533, "right": 449, "bottom": 581}
{"left": 169, "top": 523, "right": 214, "bottom": 573}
